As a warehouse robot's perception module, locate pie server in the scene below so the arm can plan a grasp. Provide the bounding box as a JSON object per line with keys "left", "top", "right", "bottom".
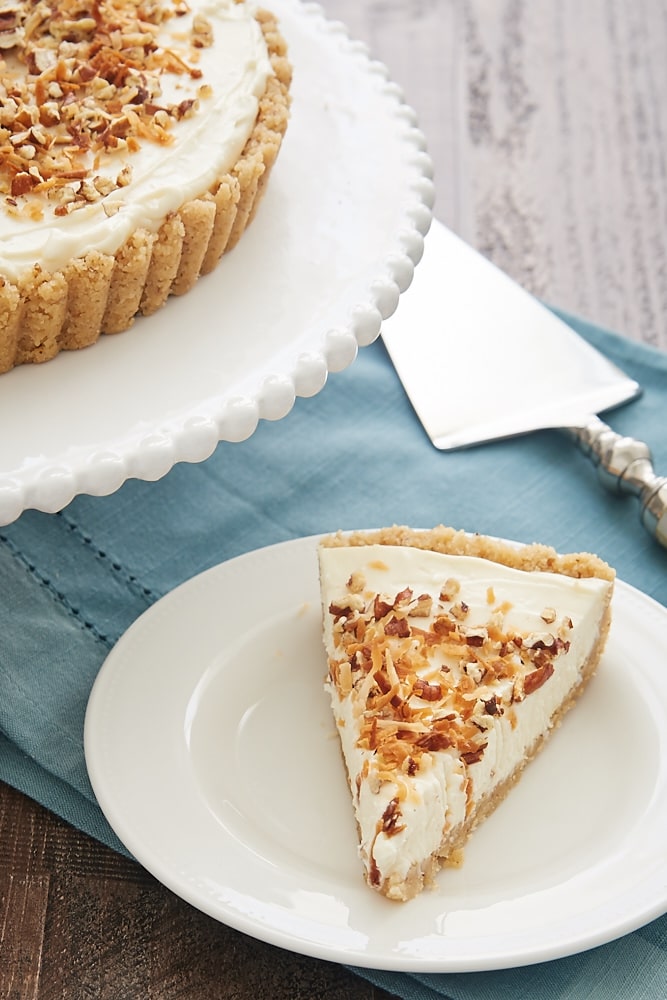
{"left": 381, "top": 219, "right": 667, "bottom": 549}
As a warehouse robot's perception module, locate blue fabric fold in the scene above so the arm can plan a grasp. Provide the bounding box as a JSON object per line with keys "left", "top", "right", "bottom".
{"left": 0, "top": 308, "right": 665, "bottom": 999}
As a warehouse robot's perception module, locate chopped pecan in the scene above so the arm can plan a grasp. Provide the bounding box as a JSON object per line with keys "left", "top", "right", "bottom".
{"left": 329, "top": 595, "right": 363, "bottom": 620}
{"left": 432, "top": 615, "right": 457, "bottom": 636}
{"left": 10, "top": 171, "right": 35, "bottom": 196}
{"left": 380, "top": 797, "right": 405, "bottom": 836}
{"left": 416, "top": 732, "right": 452, "bottom": 752}
{"left": 346, "top": 570, "right": 365, "bottom": 594}
{"left": 384, "top": 615, "right": 410, "bottom": 638}
{"left": 461, "top": 744, "right": 487, "bottom": 765}
{"left": 373, "top": 595, "right": 393, "bottom": 619}
{"left": 483, "top": 695, "right": 500, "bottom": 716}
{"left": 524, "top": 632, "right": 557, "bottom": 651}
{"left": 523, "top": 662, "right": 555, "bottom": 695}
{"left": 403, "top": 756, "right": 418, "bottom": 776}
{"left": 439, "top": 577, "right": 460, "bottom": 602}
{"left": 412, "top": 678, "right": 443, "bottom": 701}
{"left": 373, "top": 670, "right": 391, "bottom": 695}
{"left": 411, "top": 593, "right": 433, "bottom": 617}
{"left": 394, "top": 587, "right": 413, "bottom": 607}
{"left": 464, "top": 627, "right": 487, "bottom": 647}
{"left": 450, "top": 601, "right": 470, "bottom": 621}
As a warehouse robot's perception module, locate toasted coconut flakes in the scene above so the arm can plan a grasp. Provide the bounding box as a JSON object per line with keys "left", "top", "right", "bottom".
{"left": 0, "top": 0, "right": 217, "bottom": 214}
{"left": 328, "top": 567, "right": 567, "bottom": 775}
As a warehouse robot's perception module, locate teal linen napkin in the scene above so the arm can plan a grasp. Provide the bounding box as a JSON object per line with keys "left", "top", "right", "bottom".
{"left": 1, "top": 309, "right": 666, "bottom": 999}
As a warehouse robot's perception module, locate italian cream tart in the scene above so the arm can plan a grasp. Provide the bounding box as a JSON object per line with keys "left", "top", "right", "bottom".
{"left": 0, "top": 0, "right": 291, "bottom": 371}
{"left": 318, "top": 526, "right": 614, "bottom": 902}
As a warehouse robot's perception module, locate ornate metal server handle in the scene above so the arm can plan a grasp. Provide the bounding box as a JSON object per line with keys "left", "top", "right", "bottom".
{"left": 568, "top": 417, "right": 667, "bottom": 549}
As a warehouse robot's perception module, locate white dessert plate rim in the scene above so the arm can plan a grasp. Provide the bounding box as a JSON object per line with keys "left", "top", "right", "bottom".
{"left": 84, "top": 532, "right": 667, "bottom": 974}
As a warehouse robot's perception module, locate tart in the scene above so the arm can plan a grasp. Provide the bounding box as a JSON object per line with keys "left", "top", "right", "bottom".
{"left": 0, "top": 0, "right": 291, "bottom": 371}
{"left": 318, "top": 525, "right": 615, "bottom": 901}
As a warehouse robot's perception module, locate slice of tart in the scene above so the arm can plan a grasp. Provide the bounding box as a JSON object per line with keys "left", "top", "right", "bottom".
{"left": 318, "top": 525, "right": 614, "bottom": 902}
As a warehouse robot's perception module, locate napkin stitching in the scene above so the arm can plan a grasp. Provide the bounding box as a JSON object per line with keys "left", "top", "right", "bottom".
{"left": 56, "top": 510, "right": 158, "bottom": 605}
{"left": 1, "top": 667, "right": 87, "bottom": 753}
{"left": 0, "top": 532, "right": 112, "bottom": 650}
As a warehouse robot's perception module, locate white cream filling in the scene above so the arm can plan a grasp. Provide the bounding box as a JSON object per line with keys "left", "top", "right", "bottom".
{"left": 320, "top": 544, "right": 611, "bottom": 889}
{"left": 0, "top": 0, "right": 272, "bottom": 280}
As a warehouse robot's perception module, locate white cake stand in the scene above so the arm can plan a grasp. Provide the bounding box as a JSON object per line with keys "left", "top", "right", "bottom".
{"left": 0, "top": 0, "right": 433, "bottom": 525}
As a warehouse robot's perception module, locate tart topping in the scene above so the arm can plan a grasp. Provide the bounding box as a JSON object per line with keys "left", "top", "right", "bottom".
{"left": 327, "top": 573, "right": 574, "bottom": 780}
{"left": 0, "top": 0, "right": 215, "bottom": 216}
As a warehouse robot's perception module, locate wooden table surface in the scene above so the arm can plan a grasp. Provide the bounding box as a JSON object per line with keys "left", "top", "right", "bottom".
{"left": 2, "top": 2, "right": 666, "bottom": 998}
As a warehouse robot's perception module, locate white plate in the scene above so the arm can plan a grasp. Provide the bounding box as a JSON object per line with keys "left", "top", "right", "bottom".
{"left": 0, "top": 1, "right": 432, "bottom": 527}
{"left": 84, "top": 534, "right": 667, "bottom": 973}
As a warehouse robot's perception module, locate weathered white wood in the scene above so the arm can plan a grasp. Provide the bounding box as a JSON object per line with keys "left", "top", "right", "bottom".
{"left": 321, "top": 0, "right": 667, "bottom": 350}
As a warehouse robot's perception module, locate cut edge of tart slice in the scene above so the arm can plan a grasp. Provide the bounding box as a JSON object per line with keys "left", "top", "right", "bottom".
{"left": 318, "top": 525, "right": 615, "bottom": 902}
